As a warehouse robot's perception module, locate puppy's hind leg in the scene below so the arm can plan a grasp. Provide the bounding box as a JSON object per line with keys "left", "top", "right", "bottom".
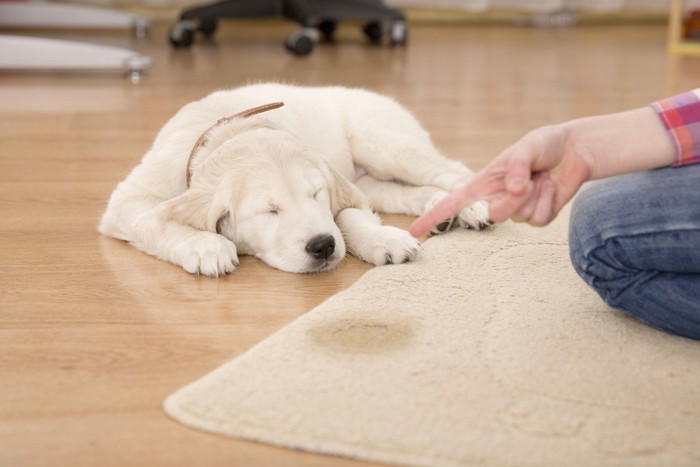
{"left": 351, "top": 133, "right": 491, "bottom": 231}
{"left": 354, "top": 133, "right": 472, "bottom": 192}
{"left": 355, "top": 174, "right": 490, "bottom": 236}
{"left": 354, "top": 174, "right": 444, "bottom": 216}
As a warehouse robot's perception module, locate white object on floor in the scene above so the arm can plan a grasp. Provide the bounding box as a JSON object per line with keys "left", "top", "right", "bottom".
{"left": 0, "top": 2, "right": 150, "bottom": 37}
{"left": 0, "top": 35, "right": 153, "bottom": 81}
{"left": 386, "top": 0, "right": 668, "bottom": 13}
{"left": 0, "top": 2, "right": 152, "bottom": 80}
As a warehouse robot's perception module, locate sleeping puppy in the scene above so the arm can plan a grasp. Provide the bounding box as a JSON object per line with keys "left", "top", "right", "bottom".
{"left": 99, "top": 83, "right": 490, "bottom": 276}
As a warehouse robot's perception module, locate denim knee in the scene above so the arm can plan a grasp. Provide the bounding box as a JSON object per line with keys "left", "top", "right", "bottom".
{"left": 568, "top": 179, "right": 700, "bottom": 339}
{"left": 567, "top": 186, "right": 635, "bottom": 309}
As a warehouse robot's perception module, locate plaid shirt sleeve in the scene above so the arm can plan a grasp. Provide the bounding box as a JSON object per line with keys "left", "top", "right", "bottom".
{"left": 650, "top": 88, "right": 700, "bottom": 167}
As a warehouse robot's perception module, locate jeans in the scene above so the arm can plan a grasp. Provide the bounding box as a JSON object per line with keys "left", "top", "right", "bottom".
{"left": 568, "top": 163, "right": 700, "bottom": 340}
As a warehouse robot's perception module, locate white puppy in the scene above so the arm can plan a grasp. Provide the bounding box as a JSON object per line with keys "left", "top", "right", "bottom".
{"left": 99, "top": 83, "right": 490, "bottom": 276}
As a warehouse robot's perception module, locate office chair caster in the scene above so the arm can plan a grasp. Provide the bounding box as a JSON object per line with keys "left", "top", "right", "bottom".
{"left": 199, "top": 18, "right": 218, "bottom": 36}
{"left": 317, "top": 19, "right": 337, "bottom": 42}
{"left": 362, "top": 20, "right": 407, "bottom": 46}
{"left": 168, "top": 19, "right": 218, "bottom": 48}
{"left": 285, "top": 27, "right": 318, "bottom": 56}
{"left": 363, "top": 21, "right": 382, "bottom": 44}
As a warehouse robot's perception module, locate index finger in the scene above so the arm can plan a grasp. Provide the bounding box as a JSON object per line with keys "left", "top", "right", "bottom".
{"left": 409, "top": 168, "right": 506, "bottom": 238}
{"left": 409, "top": 186, "right": 479, "bottom": 238}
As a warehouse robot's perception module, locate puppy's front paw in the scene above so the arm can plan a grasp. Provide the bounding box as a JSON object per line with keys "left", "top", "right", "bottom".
{"left": 174, "top": 232, "right": 239, "bottom": 276}
{"left": 457, "top": 200, "right": 492, "bottom": 231}
{"left": 363, "top": 226, "right": 421, "bottom": 266}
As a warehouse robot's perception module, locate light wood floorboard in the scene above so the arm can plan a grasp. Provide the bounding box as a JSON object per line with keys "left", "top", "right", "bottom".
{"left": 1, "top": 18, "right": 698, "bottom": 467}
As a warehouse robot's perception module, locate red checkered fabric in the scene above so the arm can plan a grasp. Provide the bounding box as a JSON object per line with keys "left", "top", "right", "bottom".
{"left": 651, "top": 89, "right": 700, "bottom": 167}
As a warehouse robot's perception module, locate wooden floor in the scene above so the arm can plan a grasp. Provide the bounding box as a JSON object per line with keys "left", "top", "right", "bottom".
{"left": 1, "top": 18, "right": 699, "bottom": 467}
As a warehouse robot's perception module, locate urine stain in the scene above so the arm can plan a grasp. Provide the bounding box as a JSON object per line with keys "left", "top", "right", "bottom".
{"left": 308, "top": 315, "right": 415, "bottom": 354}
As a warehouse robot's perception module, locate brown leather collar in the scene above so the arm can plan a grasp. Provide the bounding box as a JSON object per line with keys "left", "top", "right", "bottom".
{"left": 185, "top": 102, "right": 284, "bottom": 188}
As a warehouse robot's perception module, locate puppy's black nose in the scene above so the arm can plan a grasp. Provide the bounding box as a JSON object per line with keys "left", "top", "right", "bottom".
{"left": 306, "top": 234, "right": 335, "bottom": 260}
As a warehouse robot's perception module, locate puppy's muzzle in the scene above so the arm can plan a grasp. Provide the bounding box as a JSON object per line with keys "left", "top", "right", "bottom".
{"left": 306, "top": 234, "right": 336, "bottom": 260}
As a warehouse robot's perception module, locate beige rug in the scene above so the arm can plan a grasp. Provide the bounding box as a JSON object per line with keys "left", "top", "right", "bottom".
{"left": 164, "top": 208, "right": 700, "bottom": 467}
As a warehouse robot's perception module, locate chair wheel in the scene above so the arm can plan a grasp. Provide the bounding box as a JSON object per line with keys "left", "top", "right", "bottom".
{"left": 169, "top": 20, "right": 195, "bottom": 48}
{"left": 389, "top": 20, "right": 408, "bottom": 46}
{"left": 317, "top": 19, "right": 337, "bottom": 42}
{"left": 285, "top": 28, "right": 317, "bottom": 56}
{"left": 199, "top": 18, "right": 218, "bottom": 37}
{"left": 363, "top": 21, "right": 383, "bottom": 44}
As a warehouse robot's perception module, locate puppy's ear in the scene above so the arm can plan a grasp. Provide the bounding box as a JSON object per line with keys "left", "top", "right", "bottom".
{"left": 187, "top": 102, "right": 284, "bottom": 188}
{"left": 326, "top": 165, "right": 370, "bottom": 217}
{"left": 159, "top": 188, "right": 228, "bottom": 233}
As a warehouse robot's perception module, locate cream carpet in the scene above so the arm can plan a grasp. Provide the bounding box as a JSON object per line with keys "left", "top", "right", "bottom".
{"left": 164, "top": 208, "right": 700, "bottom": 467}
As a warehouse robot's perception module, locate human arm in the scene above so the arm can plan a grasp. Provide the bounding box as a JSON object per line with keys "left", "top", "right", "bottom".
{"left": 410, "top": 89, "right": 700, "bottom": 237}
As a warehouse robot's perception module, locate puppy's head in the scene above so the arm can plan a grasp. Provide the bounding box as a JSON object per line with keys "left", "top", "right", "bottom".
{"left": 161, "top": 122, "right": 365, "bottom": 274}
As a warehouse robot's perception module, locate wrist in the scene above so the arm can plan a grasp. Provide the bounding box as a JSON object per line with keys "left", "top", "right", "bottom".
{"left": 561, "top": 107, "right": 675, "bottom": 181}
